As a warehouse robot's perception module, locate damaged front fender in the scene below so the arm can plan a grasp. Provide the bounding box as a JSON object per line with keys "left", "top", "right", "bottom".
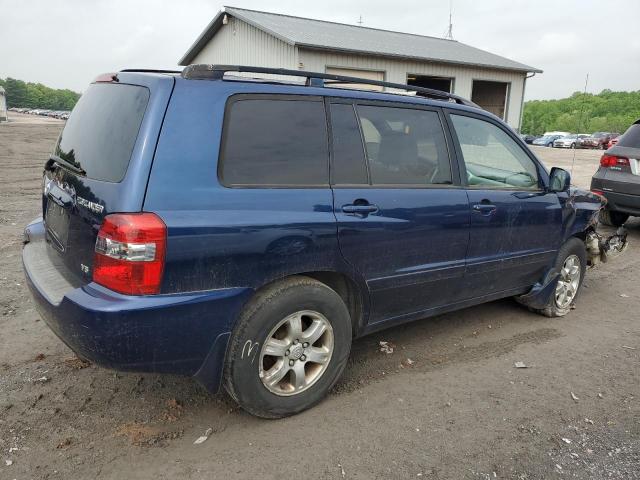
{"left": 517, "top": 187, "right": 628, "bottom": 310}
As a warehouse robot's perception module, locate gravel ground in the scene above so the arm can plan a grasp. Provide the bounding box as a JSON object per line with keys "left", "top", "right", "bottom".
{"left": 1, "top": 113, "right": 639, "bottom": 479}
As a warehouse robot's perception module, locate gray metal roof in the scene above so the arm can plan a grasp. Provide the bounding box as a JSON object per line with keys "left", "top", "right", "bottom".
{"left": 179, "top": 6, "right": 541, "bottom": 73}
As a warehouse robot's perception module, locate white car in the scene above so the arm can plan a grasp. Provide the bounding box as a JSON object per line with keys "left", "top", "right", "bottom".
{"left": 553, "top": 134, "right": 589, "bottom": 149}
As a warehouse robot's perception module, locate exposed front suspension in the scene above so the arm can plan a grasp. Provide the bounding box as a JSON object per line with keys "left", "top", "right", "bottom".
{"left": 585, "top": 227, "right": 628, "bottom": 267}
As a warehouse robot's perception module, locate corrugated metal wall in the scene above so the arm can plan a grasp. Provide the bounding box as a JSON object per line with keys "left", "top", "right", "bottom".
{"left": 299, "top": 49, "right": 526, "bottom": 128}
{"left": 190, "top": 17, "right": 528, "bottom": 129}
{"left": 0, "top": 89, "right": 7, "bottom": 122}
{"left": 191, "top": 17, "right": 297, "bottom": 69}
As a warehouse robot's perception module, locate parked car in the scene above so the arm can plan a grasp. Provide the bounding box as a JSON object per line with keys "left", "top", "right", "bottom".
{"left": 532, "top": 134, "right": 563, "bottom": 147}
{"left": 544, "top": 131, "right": 571, "bottom": 137}
{"left": 577, "top": 132, "right": 617, "bottom": 149}
{"left": 519, "top": 134, "right": 539, "bottom": 144}
{"left": 22, "top": 66, "right": 626, "bottom": 418}
{"left": 553, "top": 134, "right": 589, "bottom": 149}
{"left": 607, "top": 134, "right": 621, "bottom": 149}
{"left": 591, "top": 120, "right": 640, "bottom": 226}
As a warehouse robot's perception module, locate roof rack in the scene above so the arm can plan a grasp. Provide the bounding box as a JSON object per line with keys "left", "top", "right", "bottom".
{"left": 181, "top": 64, "right": 479, "bottom": 108}
{"left": 120, "top": 68, "right": 182, "bottom": 74}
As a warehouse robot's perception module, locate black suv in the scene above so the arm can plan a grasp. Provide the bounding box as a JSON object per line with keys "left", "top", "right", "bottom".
{"left": 591, "top": 119, "right": 640, "bottom": 226}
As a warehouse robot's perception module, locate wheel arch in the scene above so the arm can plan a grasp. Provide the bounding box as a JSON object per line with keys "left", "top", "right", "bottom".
{"left": 246, "top": 271, "right": 368, "bottom": 338}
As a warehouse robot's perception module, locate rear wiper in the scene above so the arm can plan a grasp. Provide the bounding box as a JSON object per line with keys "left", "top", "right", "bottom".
{"left": 47, "top": 154, "right": 86, "bottom": 176}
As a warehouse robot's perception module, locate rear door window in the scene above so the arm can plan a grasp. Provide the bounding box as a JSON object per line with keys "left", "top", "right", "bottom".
{"left": 220, "top": 97, "right": 329, "bottom": 187}
{"left": 54, "top": 83, "right": 149, "bottom": 182}
{"left": 355, "top": 105, "right": 452, "bottom": 186}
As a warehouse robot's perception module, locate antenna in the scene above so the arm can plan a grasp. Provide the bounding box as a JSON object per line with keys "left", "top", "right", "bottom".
{"left": 570, "top": 73, "right": 589, "bottom": 176}
{"left": 444, "top": 1, "right": 454, "bottom": 40}
{"left": 357, "top": 15, "right": 363, "bottom": 26}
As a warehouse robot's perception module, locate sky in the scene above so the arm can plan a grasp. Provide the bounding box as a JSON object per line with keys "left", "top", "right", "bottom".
{"left": 1, "top": 0, "right": 639, "bottom": 100}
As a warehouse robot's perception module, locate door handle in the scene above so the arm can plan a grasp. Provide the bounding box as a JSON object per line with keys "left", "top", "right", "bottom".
{"left": 472, "top": 203, "right": 497, "bottom": 215}
{"left": 342, "top": 203, "right": 379, "bottom": 217}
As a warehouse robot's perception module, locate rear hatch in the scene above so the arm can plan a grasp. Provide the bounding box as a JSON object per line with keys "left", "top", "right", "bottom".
{"left": 602, "top": 122, "right": 640, "bottom": 195}
{"left": 42, "top": 73, "right": 174, "bottom": 286}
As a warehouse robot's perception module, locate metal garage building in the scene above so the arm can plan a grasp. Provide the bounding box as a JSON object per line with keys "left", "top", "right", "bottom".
{"left": 179, "top": 6, "right": 541, "bottom": 130}
{"left": 0, "top": 87, "right": 7, "bottom": 122}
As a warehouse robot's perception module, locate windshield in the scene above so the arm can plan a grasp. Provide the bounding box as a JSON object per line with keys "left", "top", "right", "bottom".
{"left": 592, "top": 132, "right": 606, "bottom": 138}
{"left": 54, "top": 83, "right": 149, "bottom": 182}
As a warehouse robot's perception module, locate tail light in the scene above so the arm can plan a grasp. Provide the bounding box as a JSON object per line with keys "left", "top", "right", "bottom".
{"left": 93, "top": 73, "right": 119, "bottom": 83}
{"left": 600, "top": 154, "right": 630, "bottom": 168}
{"left": 93, "top": 213, "right": 166, "bottom": 295}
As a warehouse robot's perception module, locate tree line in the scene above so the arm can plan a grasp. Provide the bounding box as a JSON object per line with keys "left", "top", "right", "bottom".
{"left": 522, "top": 89, "right": 640, "bottom": 135}
{"left": 0, "top": 77, "right": 80, "bottom": 111}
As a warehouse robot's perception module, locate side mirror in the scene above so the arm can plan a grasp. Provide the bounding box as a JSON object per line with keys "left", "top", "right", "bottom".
{"left": 549, "top": 167, "right": 571, "bottom": 192}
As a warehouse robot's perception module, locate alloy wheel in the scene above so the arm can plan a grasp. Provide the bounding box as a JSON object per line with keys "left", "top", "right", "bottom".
{"left": 555, "top": 255, "right": 581, "bottom": 309}
{"left": 259, "top": 310, "right": 334, "bottom": 396}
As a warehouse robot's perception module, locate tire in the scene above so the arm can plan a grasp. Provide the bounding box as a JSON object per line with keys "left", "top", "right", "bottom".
{"left": 224, "top": 276, "right": 352, "bottom": 418}
{"left": 535, "top": 238, "right": 587, "bottom": 318}
{"left": 599, "top": 209, "right": 629, "bottom": 227}
{"left": 571, "top": 143, "right": 575, "bottom": 149}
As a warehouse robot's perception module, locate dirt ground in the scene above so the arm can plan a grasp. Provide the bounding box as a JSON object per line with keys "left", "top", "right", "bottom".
{"left": 1, "top": 113, "right": 639, "bottom": 479}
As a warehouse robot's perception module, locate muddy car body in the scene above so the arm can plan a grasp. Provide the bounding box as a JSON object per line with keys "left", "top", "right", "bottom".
{"left": 22, "top": 66, "right": 625, "bottom": 418}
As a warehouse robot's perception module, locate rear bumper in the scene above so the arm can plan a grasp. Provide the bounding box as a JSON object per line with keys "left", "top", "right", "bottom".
{"left": 601, "top": 191, "right": 640, "bottom": 215}
{"left": 22, "top": 220, "right": 252, "bottom": 392}
{"left": 591, "top": 174, "right": 640, "bottom": 216}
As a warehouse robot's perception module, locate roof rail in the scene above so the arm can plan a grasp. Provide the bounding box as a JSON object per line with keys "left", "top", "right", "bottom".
{"left": 181, "top": 64, "right": 480, "bottom": 108}
{"left": 120, "top": 68, "right": 182, "bottom": 74}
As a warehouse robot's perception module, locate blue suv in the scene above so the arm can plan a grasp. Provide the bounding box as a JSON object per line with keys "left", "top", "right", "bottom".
{"left": 22, "top": 65, "right": 625, "bottom": 418}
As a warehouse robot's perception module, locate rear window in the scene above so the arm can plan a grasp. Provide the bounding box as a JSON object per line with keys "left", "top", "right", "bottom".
{"left": 617, "top": 123, "right": 640, "bottom": 148}
{"left": 220, "top": 97, "right": 329, "bottom": 187}
{"left": 356, "top": 105, "right": 452, "bottom": 185}
{"left": 54, "top": 83, "right": 149, "bottom": 182}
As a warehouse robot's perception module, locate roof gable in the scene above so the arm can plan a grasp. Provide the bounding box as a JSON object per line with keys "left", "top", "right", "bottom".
{"left": 179, "top": 6, "right": 541, "bottom": 73}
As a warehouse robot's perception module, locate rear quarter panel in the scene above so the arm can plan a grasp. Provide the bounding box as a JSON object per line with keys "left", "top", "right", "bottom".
{"left": 144, "top": 80, "right": 360, "bottom": 297}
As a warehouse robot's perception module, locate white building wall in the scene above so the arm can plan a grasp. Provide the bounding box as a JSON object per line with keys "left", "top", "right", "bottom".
{"left": 189, "top": 17, "right": 528, "bottom": 130}
{"left": 298, "top": 48, "right": 527, "bottom": 129}
{"left": 191, "top": 16, "right": 298, "bottom": 70}
{"left": 0, "top": 89, "right": 7, "bottom": 122}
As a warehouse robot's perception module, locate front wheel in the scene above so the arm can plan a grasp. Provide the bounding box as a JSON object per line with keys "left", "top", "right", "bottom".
{"left": 571, "top": 143, "right": 576, "bottom": 149}
{"left": 224, "top": 276, "right": 352, "bottom": 418}
{"left": 535, "top": 238, "right": 587, "bottom": 317}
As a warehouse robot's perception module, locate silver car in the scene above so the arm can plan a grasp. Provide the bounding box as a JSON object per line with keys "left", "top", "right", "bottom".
{"left": 554, "top": 134, "right": 589, "bottom": 149}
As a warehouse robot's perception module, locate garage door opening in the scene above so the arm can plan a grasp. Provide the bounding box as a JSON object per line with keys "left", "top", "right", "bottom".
{"left": 406, "top": 74, "right": 452, "bottom": 93}
{"left": 325, "top": 67, "right": 384, "bottom": 91}
{"left": 471, "top": 80, "right": 509, "bottom": 119}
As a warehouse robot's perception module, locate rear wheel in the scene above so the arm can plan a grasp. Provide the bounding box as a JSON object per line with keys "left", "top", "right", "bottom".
{"left": 224, "top": 276, "right": 352, "bottom": 418}
{"left": 535, "top": 238, "right": 586, "bottom": 318}
{"left": 599, "top": 209, "right": 629, "bottom": 227}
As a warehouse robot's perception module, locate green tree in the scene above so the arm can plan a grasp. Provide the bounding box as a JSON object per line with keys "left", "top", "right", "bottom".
{"left": 0, "top": 77, "right": 81, "bottom": 110}
{"left": 522, "top": 90, "right": 640, "bottom": 135}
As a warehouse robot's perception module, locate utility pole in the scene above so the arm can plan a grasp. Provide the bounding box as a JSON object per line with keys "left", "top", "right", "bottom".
{"left": 357, "top": 15, "right": 363, "bottom": 26}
